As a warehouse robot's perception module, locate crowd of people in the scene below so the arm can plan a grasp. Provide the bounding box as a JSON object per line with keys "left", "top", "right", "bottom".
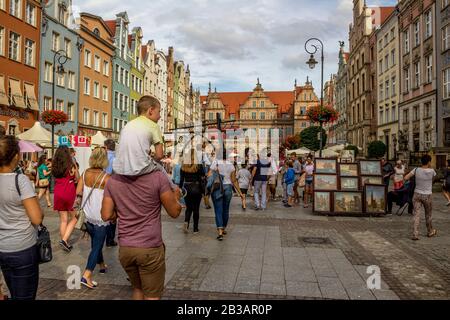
{"left": 0, "top": 100, "right": 449, "bottom": 300}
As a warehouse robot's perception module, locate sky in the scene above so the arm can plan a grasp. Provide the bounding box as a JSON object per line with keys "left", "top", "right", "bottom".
{"left": 71, "top": 0, "right": 398, "bottom": 95}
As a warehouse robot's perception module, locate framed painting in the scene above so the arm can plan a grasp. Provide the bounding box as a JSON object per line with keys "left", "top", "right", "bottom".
{"left": 313, "top": 191, "right": 332, "bottom": 214}
{"left": 361, "top": 176, "right": 383, "bottom": 187}
{"left": 314, "top": 174, "right": 338, "bottom": 191}
{"left": 333, "top": 191, "right": 363, "bottom": 214}
{"left": 340, "top": 177, "right": 360, "bottom": 191}
{"left": 364, "top": 184, "right": 387, "bottom": 215}
{"left": 315, "top": 158, "right": 338, "bottom": 174}
{"left": 359, "top": 160, "right": 382, "bottom": 176}
{"left": 339, "top": 163, "right": 359, "bottom": 177}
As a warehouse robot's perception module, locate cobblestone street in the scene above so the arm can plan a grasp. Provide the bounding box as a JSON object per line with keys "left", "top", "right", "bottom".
{"left": 35, "top": 194, "right": 450, "bottom": 300}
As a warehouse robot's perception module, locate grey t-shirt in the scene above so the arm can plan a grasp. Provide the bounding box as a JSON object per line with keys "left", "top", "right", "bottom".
{"left": 413, "top": 168, "right": 436, "bottom": 195}
{"left": 0, "top": 173, "right": 37, "bottom": 253}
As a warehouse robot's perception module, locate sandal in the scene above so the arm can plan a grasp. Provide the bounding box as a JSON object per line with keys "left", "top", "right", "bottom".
{"left": 427, "top": 230, "right": 437, "bottom": 238}
{"left": 217, "top": 235, "right": 224, "bottom": 241}
{"left": 411, "top": 236, "right": 419, "bottom": 241}
{"left": 81, "top": 277, "right": 98, "bottom": 289}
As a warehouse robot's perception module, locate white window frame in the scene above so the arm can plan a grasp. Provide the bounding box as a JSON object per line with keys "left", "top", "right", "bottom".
{"left": 414, "top": 61, "right": 421, "bottom": 88}
{"left": 414, "top": 20, "right": 420, "bottom": 47}
{"left": 102, "top": 113, "right": 108, "bottom": 128}
{"left": 93, "top": 111, "right": 99, "bottom": 127}
{"left": 83, "top": 108, "right": 90, "bottom": 125}
{"left": 404, "top": 68, "right": 410, "bottom": 92}
{"left": 68, "top": 72, "right": 75, "bottom": 90}
{"left": 84, "top": 78, "right": 90, "bottom": 95}
{"left": 52, "top": 32, "right": 60, "bottom": 52}
{"left": 25, "top": 2, "right": 36, "bottom": 26}
{"left": 102, "top": 85, "right": 108, "bottom": 101}
{"left": 84, "top": 49, "right": 91, "bottom": 68}
{"left": 56, "top": 72, "right": 65, "bottom": 87}
{"left": 443, "top": 25, "right": 450, "bottom": 51}
{"left": 44, "top": 62, "right": 53, "bottom": 83}
{"left": 64, "top": 38, "right": 71, "bottom": 58}
{"left": 0, "top": 26, "right": 4, "bottom": 56}
{"left": 9, "top": 31, "right": 20, "bottom": 61}
{"left": 44, "top": 97, "right": 52, "bottom": 111}
{"left": 94, "top": 55, "right": 101, "bottom": 72}
{"left": 24, "top": 38, "right": 34, "bottom": 67}
{"left": 103, "top": 60, "right": 109, "bottom": 76}
{"left": 93, "top": 81, "right": 100, "bottom": 98}
{"left": 56, "top": 99, "right": 64, "bottom": 112}
{"left": 425, "top": 11, "right": 432, "bottom": 39}
{"left": 425, "top": 55, "right": 432, "bottom": 84}
{"left": 444, "top": 68, "right": 450, "bottom": 100}
{"left": 10, "top": 0, "right": 21, "bottom": 19}
{"left": 392, "top": 76, "right": 396, "bottom": 97}
{"left": 404, "top": 30, "right": 410, "bottom": 54}
{"left": 67, "top": 103, "right": 74, "bottom": 121}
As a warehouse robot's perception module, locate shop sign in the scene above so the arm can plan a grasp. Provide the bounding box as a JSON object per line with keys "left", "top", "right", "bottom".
{"left": 0, "top": 106, "right": 30, "bottom": 119}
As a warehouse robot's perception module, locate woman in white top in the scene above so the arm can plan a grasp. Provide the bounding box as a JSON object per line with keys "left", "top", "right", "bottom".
{"left": 236, "top": 164, "right": 252, "bottom": 210}
{"left": 405, "top": 154, "right": 438, "bottom": 241}
{"left": 393, "top": 161, "right": 405, "bottom": 190}
{"left": 75, "top": 147, "right": 110, "bottom": 289}
{"left": 210, "top": 154, "right": 242, "bottom": 241}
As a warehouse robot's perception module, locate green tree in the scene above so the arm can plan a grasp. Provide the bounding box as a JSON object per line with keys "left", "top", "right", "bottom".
{"left": 367, "top": 141, "right": 387, "bottom": 159}
{"left": 282, "top": 134, "right": 301, "bottom": 150}
{"left": 299, "top": 126, "right": 327, "bottom": 151}
{"left": 344, "top": 145, "right": 359, "bottom": 158}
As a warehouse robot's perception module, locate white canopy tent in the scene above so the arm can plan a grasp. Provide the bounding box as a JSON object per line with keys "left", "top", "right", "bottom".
{"left": 91, "top": 131, "right": 107, "bottom": 147}
{"left": 315, "top": 149, "right": 340, "bottom": 158}
{"left": 286, "top": 147, "right": 312, "bottom": 156}
{"left": 16, "top": 121, "right": 58, "bottom": 147}
{"left": 326, "top": 144, "right": 347, "bottom": 152}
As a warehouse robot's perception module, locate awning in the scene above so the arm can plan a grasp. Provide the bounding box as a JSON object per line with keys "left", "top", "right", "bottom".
{"left": 24, "top": 83, "right": 39, "bottom": 111}
{"left": 9, "top": 79, "right": 26, "bottom": 108}
{"left": 0, "top": 75, "right": 9, "bottom": 106}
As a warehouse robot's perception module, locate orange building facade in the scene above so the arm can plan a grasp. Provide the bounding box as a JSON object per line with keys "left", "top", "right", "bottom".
{"left": 0, "top": 0, "right": 42, "bottom": 135}
{"left": 77, "top": 13, "right": 115, "bottom": 138}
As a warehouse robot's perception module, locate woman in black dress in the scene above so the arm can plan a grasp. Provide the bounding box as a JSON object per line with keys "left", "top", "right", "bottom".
{"left": 180, "top": 152, "right": 205, "bottom": 234}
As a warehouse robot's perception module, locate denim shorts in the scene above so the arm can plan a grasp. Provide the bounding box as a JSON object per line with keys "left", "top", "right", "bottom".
{"left": 287, "top": 183, "right": 294, "bottom": 197}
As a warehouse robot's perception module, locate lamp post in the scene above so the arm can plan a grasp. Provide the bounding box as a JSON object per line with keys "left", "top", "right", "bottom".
{"left": 305, "top": 38, "right": 324, "bottom": 158}
{"left": 393, "top": 136, "right": 398, "bottom": 162}
{"left": 51, "top": 50, "right": 68, "bottom": 157}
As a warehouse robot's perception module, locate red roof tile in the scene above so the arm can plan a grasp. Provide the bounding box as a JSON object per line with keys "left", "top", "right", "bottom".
{"left": 128, "top": 35, "right": 132, "bottom": 48}
{"left": 379, "top": 7, "right": 396, "bottom": 25}
{"left": 141, "top": 46, "right": 147, "bottom": 60}
{"left": 104, "top": 20, "right": 116, "bottom": 37}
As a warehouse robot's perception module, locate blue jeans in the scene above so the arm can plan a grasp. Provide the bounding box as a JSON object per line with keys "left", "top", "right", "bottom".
{"left": 0, "top": 245, "right": 39, "bottom": 300}
{"left": 85, "top": 222, "right": 107, "bottom": 272}
{"left": 212, "top": 184, "right": 233, "bottom": 229}
{"left": 106, "top": 223, "right": 116, "bottom": 245}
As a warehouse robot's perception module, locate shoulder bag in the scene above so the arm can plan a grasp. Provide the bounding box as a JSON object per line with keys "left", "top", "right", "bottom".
{"left": 75, "top": 172, "right": 104, "bottom": 231}
{"left": 15, "top": 173, "right": 52, "bottom": 264}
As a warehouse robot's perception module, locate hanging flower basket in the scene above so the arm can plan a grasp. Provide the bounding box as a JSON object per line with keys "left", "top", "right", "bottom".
{"left": 41, "top": 110, "right": 68, "bottom": 126}
{"left": 307, "top": 105, "right": 339, "bottom": 124}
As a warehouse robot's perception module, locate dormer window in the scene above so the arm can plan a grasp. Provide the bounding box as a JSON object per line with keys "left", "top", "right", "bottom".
{"left": 93, "top": 28, "right": 100, "bottom": 36}
{"left": 58, "top": 2, "right": 68, "bottom": 26}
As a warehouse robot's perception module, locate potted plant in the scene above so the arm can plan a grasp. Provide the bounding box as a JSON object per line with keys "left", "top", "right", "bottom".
{"left": 41, "top": 110, "right": 68, "bottom": 126}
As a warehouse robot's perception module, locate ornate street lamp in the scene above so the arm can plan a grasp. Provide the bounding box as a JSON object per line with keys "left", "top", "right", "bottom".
{"left": 51, "top": 50, "right": 69, "bottom": 157}
{"left": 305, "top": 38, "right": 325, "bottom": 157}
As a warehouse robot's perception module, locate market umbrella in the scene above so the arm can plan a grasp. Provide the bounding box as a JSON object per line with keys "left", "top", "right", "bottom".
{"left": 315, "top": 149, "right": 339, "bottom": 158}
{"left": 286, "top": 147, "right": 312, "bottom": 156}
{"left": 327, "top": 144, "right": 347, "bottom": 152}
{"left": 91, "top": 131, "right": 107, "bottom": 146}
{"left": 16, "top": 121, "right": 57, "bottom": 147}
{"left": 19, "top": 140, "right": 43, "bottom": 153}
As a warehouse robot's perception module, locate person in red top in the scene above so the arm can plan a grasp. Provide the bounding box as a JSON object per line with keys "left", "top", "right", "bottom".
{"left": 52, "top": 146, "right": 79, "bottom": 252}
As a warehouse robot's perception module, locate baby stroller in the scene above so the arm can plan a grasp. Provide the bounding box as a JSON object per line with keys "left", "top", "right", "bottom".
{"left": 387, "top": 180, "right": 414, "bottom": 216}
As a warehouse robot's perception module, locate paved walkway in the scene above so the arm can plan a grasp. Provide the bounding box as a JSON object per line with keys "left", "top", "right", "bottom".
{"left": 35, "top": 193, "right": 450, "bottom": 300}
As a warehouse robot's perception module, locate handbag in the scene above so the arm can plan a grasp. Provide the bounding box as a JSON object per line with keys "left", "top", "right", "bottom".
{"left": 298, "top": 173, "right": 306, "bottom": 188}
{"left": 38, "top": 179, "right": 49, "bottom": 188}
{"left": 36, "top": 225, "right": 52, "bottom": 264}
{"left": 75, "top": 172, "right": 104, "bottom": 231}
{"left": 14, "top": 174, "right": 52, "bottom": 264}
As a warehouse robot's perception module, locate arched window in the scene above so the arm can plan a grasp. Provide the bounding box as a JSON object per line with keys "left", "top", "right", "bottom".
{"left": 93, "top": 28, "right": 100, "bottom": 36}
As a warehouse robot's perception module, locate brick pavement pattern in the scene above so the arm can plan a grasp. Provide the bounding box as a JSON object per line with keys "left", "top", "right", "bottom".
{"left": 34, "top": 194, "right": 449, "bottom": 300}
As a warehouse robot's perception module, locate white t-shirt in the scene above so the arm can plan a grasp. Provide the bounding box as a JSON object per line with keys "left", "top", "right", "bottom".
{"left": 237, "top": 168, "right": 252, "bottom": 189}
{"left": 211, "top": 160, "right": 235, "bottom": 185}
{"left": 113, "top": 116, "right": 163, "bottom": 176}
{"left": 412, "top": 167, "right": 436, "bottom": 195}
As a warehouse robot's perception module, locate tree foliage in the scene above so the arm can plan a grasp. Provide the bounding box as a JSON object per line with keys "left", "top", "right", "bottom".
{"left": 282, "top": 134, "right": 301, "bottom": 151}
{"left": 367, "top": 141, "right": 387, "bottom": 159}
{"left": 299, "top": 126, "right": 327, "bottom": 152}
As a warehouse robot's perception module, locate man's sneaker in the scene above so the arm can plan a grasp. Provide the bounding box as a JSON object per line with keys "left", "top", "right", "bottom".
{"left": 59, "top": 240, "right": 72, "bottom": 252}
{"left": 106, "top": 241, "right": 118, "bottom": 248}
{"left": 253, "top": 207, "right": 260, "bottom": 211}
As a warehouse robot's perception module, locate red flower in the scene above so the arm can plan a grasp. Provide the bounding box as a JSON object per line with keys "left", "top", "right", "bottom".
{"left": 307, "top": 105, "right": 339, "bottom": 124}
{"left": 42, "top": 110, "right": 68, "bottom": 125}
